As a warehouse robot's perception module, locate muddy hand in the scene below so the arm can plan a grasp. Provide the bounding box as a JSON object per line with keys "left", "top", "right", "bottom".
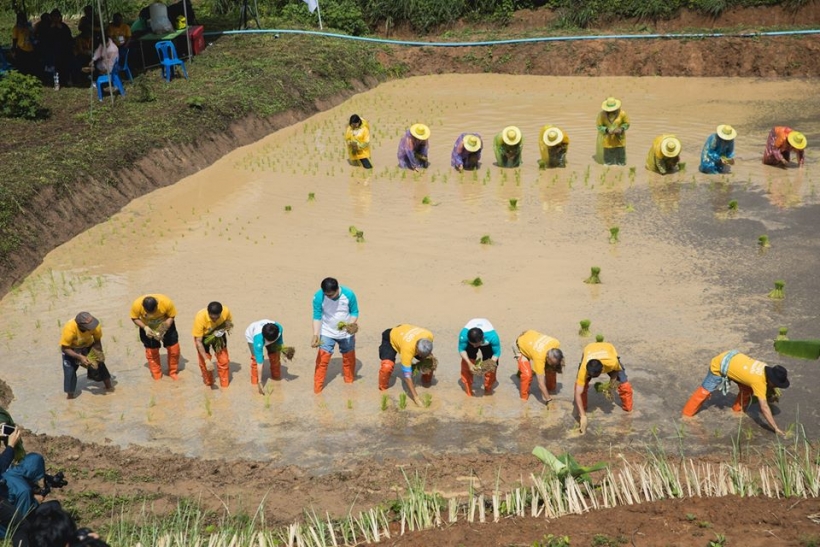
{"left": 579, "top": 415, "right": 588, "bottom": 435}
{"left": 257, "top": 383, "right": 265, "bottom": 395}
{"left": 310, "top": 335, "right": 320, "bottom": 348}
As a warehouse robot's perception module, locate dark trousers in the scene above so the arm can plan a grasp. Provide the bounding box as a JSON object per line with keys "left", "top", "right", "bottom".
{"left": 139, "top": 322, "right": 179, "bottom": 349}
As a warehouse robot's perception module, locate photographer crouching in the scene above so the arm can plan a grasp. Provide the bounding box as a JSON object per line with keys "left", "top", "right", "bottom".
{"left": 0, "top": 418, "right": 45, "bottom": 545}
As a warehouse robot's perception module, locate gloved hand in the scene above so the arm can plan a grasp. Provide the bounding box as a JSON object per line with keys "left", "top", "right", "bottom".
{"left": 579, "top": 415, "right": 588, "bottom": 435}
{"left": 310, "top": 335, "right": 320, "bottom": 348}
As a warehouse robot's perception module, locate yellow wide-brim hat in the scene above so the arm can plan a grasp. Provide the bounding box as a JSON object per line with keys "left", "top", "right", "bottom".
{"left": 464, "top": 134, "right": 482, "bottom": 152}
{"left": 410, "top": 123, "right": 430, "bottom": 141}
{"left": 601, "top": 97, "right": 621, "bottom": 112}
{"left": 787, "top": 130, "right": 807, "bottom": 150}
{"left": 501, "top": 126, "right": 522, "bottom": 146}
{"left": 543, "top": 127, "right": 564, "bottom": 147}
{"left": 716, "top": 124, "right": 737, "bottom": 141}
{"left": 660, "top": 136, "right": 681, "bottom": 158}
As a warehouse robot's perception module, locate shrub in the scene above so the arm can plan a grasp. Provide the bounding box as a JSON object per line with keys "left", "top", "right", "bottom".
{"left": 0, "top": 71, "right": 43, "bottom": 120}
{"left": 322, "top": 0, "right": 369, "bottom": 35}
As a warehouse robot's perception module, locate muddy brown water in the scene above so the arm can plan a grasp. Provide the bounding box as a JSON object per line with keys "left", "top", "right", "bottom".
{"left": 2, "top": 75, "right": 820, "bottom": 470}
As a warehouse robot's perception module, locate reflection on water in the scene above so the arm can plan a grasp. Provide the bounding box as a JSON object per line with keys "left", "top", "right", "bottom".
{"left": 2, "top": 75, "right": 820, "bottom": 470}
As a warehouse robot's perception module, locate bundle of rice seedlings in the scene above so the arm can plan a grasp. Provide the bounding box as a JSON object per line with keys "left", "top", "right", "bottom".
{"left": 480, "top": 235, "right": 492, "bottom": 245}
{"left": 678, "top": 161, "right": 687, "bottom": 171}
{"left": 508, "top": 198, "right": 519, "bottom": 211}
{"left": 595, "top": 334, "right": 605, "bottom": 343}
{"left": 584, "top": 267, "right": 602, "bottom": 284}
{"left": 421, "top": 393, "right": 432, "bottom": 408}
{"left": 609, "top": 227, "right": 619, "bottom": 244}
{"left": 422, "top": 196, "right": 431, "bottom": 205}
{"left": 728, "top": 200, "right": 738, "bottom": 211}
{"left": 349, "top": 225, "right": 359, "bottom": 236}
{"left": 203, "top": 323, "right": 232, "bottom": 352}
{"left": 271, "top": 345, "right": 295, "bottom": 360}
{"left": 471, "top": 358, "right": 498, "bottom": 375}
{"left": 776, "top": 327, "right": 789, "bottom": 341}
{"left": 380, "top": 394, "right": 389, "bottom": 411}
{"left": 307, "top": 192, "right": 316, "bottom": 201}
{"left": 463, "top": 277, "right": 483, "bottom": 287}
{"left": 284, "top": 205, "right": 292, "bottom": 211}
{"left": 578, "top": 319, "right": 591, "bottom": 337}
{"left": 594, "top": 379, "right": 619, "bottom": 402}
{"left": 768, "top": 280, "right": 785, "bottom": 299}
{"left": 355, "top": 231, "right": 365, "bottom": 243}
{"left": 413, "top": 355, "right": 438, "bottom": 376}
{"left": 398, "top": 393, "right": 407, "bottom": 410}
{"left": 758, "top": 235, "right": 770, "bottom": 248}
{"left": 86, "top": 348, "right": 103, "bottom": 369}
{"left": 336, "top": 321, "right": 359, "bottom": 334}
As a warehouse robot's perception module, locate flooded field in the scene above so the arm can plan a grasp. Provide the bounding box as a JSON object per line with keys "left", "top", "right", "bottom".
{"left": 3, "top": 75, "right": 820, "bottom": 470}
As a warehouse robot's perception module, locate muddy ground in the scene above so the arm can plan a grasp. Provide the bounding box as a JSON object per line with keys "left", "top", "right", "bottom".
{"left": 3, "top": 5, "right": 820, "bottom": 546}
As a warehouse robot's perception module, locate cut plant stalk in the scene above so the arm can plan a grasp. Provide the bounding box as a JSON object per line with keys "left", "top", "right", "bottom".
{"left": 578, "top": 319, "right": 591, "bottom": 337}
{"left": 584, "top": 266, "right": 602, "bottom": 284}
{"left": 768, "top": 280, "right": 785, "bottom": 299}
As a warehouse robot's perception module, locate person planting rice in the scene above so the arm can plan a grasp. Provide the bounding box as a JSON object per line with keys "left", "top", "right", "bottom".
{"left": 762, "top": 126, "right": 807, "bottom": 168}
{"left": 130, "top": 294, "right": 180, "bottom": 380}
{"left": 645, "top": 135, "right": 682, "bottom": 174}
{"left": 458, "top": 318, "right": 501, "bottom": 397}
{"left": 513, "top": 330, "right": 564, "bottom": 403}
{"left": 450, "top": 133, "right": 483, "bottom": 172}
{"left": 682, "top": 350, "right": 790, "bottom": 436}
{"left": 345, "top": 114, "right": 372, "bottom": 169}
{"left": 60, "top": 312, "right": 112, "bottom": 399}
{"left": 378, "top": 324, "right": 435, "bottom": 406}
{"left": 245, "top": 319, "right": 288, "bottom": 394}
{"left": 575, "top": 340, "right": 633, "bottom": 435}
{"left": 538, "top": 125, "right": 569, "bottom": 168}
{"left": 493, "top": 126, "right": 523, "bottom": 167}
{"left": 699, "top": 124, "right": 737, "bottom": 174}
{"left": 192, "top": 301, "right": 234, "bottom": 388}
{"left": 311, "top": 277, "right": 359, "bottom": 393}
{"left": 397, "top": 123, "right": 430, "bottom": 171}
{"left": 596, "top": 97, "right": 629, "bottom": 165}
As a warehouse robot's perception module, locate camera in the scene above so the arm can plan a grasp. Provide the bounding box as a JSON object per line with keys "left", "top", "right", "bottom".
{"left": 34, "top": 472, "right": 68, "bottom": 498}
{"left": 0, "top": 423, "right": 15, "bottom": 444}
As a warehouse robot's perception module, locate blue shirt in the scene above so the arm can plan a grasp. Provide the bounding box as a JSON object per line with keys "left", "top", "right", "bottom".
{"left": 457, "top": 318, "right": 501, "bottom": 357}
{"left": 244, "top": 319, "right": 284, "bottom": 365}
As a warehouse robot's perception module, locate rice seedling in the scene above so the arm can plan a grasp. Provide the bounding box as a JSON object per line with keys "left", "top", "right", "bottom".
{"left": 776, "top": 327, "right": 789, "bottom": 341}
{"left": 284, "top": 205, "right": 292, "bottom": 211}
{"left": 422, "top": 196, "right": 431, "bottom": 204}
{"left": 728, "top": 200, "right": 738, "bottom": 211}
{"left": 34, "top": 319, "right": 40, "bottom": 330}
{"left": 508, "top": 198, "right": 519, "bottom": 211}
{"left": 679, "top": 161, "right": 687, "bottom": 171}
{"left": 347, "top": 399, "right": 353, "bottom": 410}
{"left": 578, "top": 320, "right": 591, "bottom": 337}
{"left": 609, "top": 226, "right": 619, "bottom": 243}
{"left": 480, "top": 235, "right": 493, "bottom": 245}
{"left": 204, "top": 396, "right": 212, "bottom": 417}
{"left": 398, "top": 393, "right": 407, "bottom": 410}
{"left": 584, "top": 267, "right": 602, "bottom": 284}
{"left": 381, "top": 394, "right": 389, "bottom": 411}
{"left": 758, "top": 235, "right": 770, "bottom": 248}
{"left": 594, "top": 379, "right": 618, "bottom": 401}
{"left": 595, "top": 334, "right": 605, "bottom": 342}
{"left": 355, "top": 231, "right": 365, "bottom": 243}
{"left": 463, "top": 277, "right": 483, "bottom": 287}
{"left": 421, "top": 394, "right": 432, "bottom": 408}
{"left": 768, "top": 280, "right": 786, "bottom": 299}
{"left": 308, "top": 192, "right": 316, "bottom": 201}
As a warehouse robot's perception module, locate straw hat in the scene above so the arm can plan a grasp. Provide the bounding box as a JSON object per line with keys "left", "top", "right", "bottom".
{"left": 787, "top": 130, "right": 807, "bottom": 150}
{"left": 501, "top": 126, "right": 522, "bottom": 146}
{"left": 716, "top": 124, "right": 737, "bottom": 141}
{"left": 660, "top": 136, "right": 681, "bottom": 158}
{"left": 464, "top": 134, "right": 482, "bottom": 152}
{"left": 543, "top": 127, "right": 564, "bottom": 147}
{"left": 410, "top": 123, "right": 430, "bottom": 141}
{"left": 601, "top": 97, "right": 621, "bottom": 112}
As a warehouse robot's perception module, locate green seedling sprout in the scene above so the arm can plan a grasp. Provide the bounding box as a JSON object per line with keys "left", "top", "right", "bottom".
{"left": 284, "top": 205, "right": 292, "bottom": 211}
{"left": 421, "top": 393, "right": 432, "bottom": 408}
{"left": 355, "top": 231, "right": 365, "bottom": 243}
{"left": 609, "top": 226, "right": 619, "bottom": 243}
{"left": 480, "top": 235, "right": 492, "bottom": 245}
{"left": 595, "top": 334, "right": 605, "bottom": 342}
{"left": 768, "top": 280, "right": 785, "bottom": 299}
{"left": 758, "top": 235, "right": 770, "bottom": 248}
{"left": 728, "top": 200, "right": 738, "bottom": 211}
{"left": 307, "top": 192, "right": 315, "bottom": 201}
{"left": 776, "top": 327, "right": 789, "bottom": 341}
{"left": 678, "top": 161, "right": 687, "bottom": 171}
{"left": 347, "top": 399, "right": 353, "bottom": 410}
{"left": 349, "top": 225, "right": 358, "bottom": 236}
{"left": 508, "top": 198, "right": 519, "bottom": 211}
{"left": 463, "top": 277, "right": 483, "bottom": 287}
{"left": 578, "top": 319, "right": 591, "bottom": 337}
{"left": 584, "top": 266, "right": 602, "bottom": 284}
{"left": 380, "top": 394, "right": 389, "bottom": 411}
{"left": 398, "top": 393, "right": 407, "bottom": 410}
{"left": 422, "top": 196, "right": 431, "bottom": 205}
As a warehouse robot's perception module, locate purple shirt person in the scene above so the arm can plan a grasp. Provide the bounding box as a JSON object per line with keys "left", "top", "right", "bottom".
{"left": 397, "top": 123, "right": 430, "bottom": 171}
{"left": 451, "top": 133, "right": 483, "bottom": 172}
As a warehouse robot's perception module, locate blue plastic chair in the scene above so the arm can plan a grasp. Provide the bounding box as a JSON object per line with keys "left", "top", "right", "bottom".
{"left": 118, "top": 47, "right": 133, "bottom": 82}
{"left": 96, "top": 60, "right": 126, "bottom": 101}
{"left": 155, "top": 40, "right": 187, "bottom": 82}
{"left": 0, "top": 48, "right": 10, "bottom": 75}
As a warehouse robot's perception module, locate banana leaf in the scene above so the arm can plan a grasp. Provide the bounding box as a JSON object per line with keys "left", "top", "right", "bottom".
{"left": 773, "top": 339, "right": 820, "bottom": 360}
{"left": 532, "top": 446, "right": 607, "bottom": 484}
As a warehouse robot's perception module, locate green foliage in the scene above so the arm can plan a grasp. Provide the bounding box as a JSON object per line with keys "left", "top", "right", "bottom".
{"left": 534, "top": 534, "right": 572, "bottom": 547}
{"left": 135, "top": 79, "right": 157, "bottom": 103}
{"left": 322, "top": 0, "right": 369, "bottom": 35}
{"left": 592, "top": 534, "right": 628, "bottom": 546}
{"left": 532, "top": 446, "right": 608, "bottom": 484}
{"left": 708, "top": 533, "right": 726, "bottom": 546}
{"left": 362, "top": 0, "right": 466, "bottom": 33}
{"left": 690, "top": 0, "right": 729, "bottom": 17}
{"left": 774, "top": 339, "right": 820, "bottom": 360}
{"left": 0, "top": 71, "right": 43, "bottom": 120}
{"left": 186, "top": 96, "right": 205, "bottom": 109}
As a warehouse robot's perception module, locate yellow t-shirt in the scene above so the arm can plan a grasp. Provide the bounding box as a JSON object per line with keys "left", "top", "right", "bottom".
{"left": 710, "top": 351, "right": 768, "bottom": 401}
{"left": 576, "top": 342, "right": 620, "bottom": 385}
{"left": 12, "top": 25, "right": 34, "bottom": 52}
{"left": 345, "top": 121, "right": 371, "bottom": 161}
{"left": 130, "top": 294, "right": 177, "bottom": 330}
{"left": 192, "top": 307, "right": 234, "bottom": 338}
{"left": 517, "top": 330, "right": 560, "bottom": 375}
{"left": 106, "top": 22, "right": 131, "bottom": 45}
{"left": 596, "top": 110, "right": 629, "bottom": 149}
{"left": 390, "top": 324, "right": 433, "bottom": 367}
{"left": 538, "top": 124, "right": 570, "bottom": 161}
{"left": 645, "top": 134, "right": 679, "bottom": 174}
{"left": 59, "top": 319, "right": 102, "bottom": 349}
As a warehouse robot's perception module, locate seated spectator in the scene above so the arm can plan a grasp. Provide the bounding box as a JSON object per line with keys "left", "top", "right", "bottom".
{"left": 72, "top": 29, "right": 93, "bottom": 84}
{"left": 78, "top": 5, "right": 102, "bottom": 36}
{"left": 11, "top": 12, "right": 38, "bottom": 76}
{"left": 47, "top": 9, "right": 74, "bottom": 86}
{"left": 0, "top": 417, "right": 44, "bottom": 543}
{"left": 106, "top": 13, "right": 132, "bottom": 47}
{"left": 89, "top": 37, "right": 119, "bottom": 80}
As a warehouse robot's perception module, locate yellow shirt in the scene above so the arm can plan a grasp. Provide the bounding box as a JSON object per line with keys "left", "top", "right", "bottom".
{"left": 106, "top": 22, "right": 131, "bottom": 45}
{"left": 345, "top": 120, "right": 371, "bottom": 161}
{"left": 192, "top": 307, "right": 234, "bottom": 338}
{"left": 596, "top": 110, "right": 629, "bottom": 149}
{"left": 59, "top": 319, "right": 102, "bottom": 350}
{"left": 576, "top": 342, "right": 620, "bottom": 385}
{"left": 130, "top": 294, "right": 177, "bottom": 330}
{"left": 12, "top": 25, "right": 34, "bottom": 52}
{"left": 645, "top": 134, "right": 679, "bottom": 174}
{"left": 538, "top": 124, "right": 570, "bottom": 161}
{"left": 389, "top": 324, "right": 433, "bottom": 367}
{"left": 710, "top": 351, "right": 768, "bottom": 401}
{"left": 517, "top": 330, "right": 560, "bottom": 375}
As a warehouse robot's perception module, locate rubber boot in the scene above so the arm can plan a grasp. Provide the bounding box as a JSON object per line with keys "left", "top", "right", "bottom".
{"left": 167, "top": 343, "right": 180, "bottom": 380}
{"left": 581, "top": 383, "right": 589, "bottom": 411}
{"left": 732, "top": 385, "right": 753, "bottom": 412}
{"left": 198, "top": 353, "right": 214, "bottom": 386}
{"left": 460, "top": 359, "right": 475, "bottom": 396}
{"left": 341, "top": 350, "right": 356, "bottom": 383}
{"left": 484, "top": 370, "right": 496, "bottom": 396}
{"left": 379, "top": 360, "right": 394, "bottom": 391}
{"left": 518, "top": 356, "right": 533, "bottom": 400}
{"left": 617, "top": 381, "right": 634, "bottom": 412}
{"left": 314, "top": 349, "right": 332, "bottom": 393}
{"left": 216, "top": 349, "right": 231, "bottom": 387}
{"left": 145, "top": 348, "right": 162, "bottom": 380}
{"left": 250, "top": 354, "right": 260, "bottom": 385}
{"left": 269, "top": 351, "right": 282, "bottom": 380}
{"left": 545, "top": 370, "right": 557, "bottom": 393}
{"left": 421, "top": 371, "right": 433, "bottom": 387}
{"left": 682, "top": 386, "right": 711, "bottom": 417}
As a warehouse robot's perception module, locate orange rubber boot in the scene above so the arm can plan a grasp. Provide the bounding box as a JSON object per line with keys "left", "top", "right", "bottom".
{"left": 379, "top": 360, "right": 394, "bottom": 391}
{"left": 618, "top": 381, "right": 634, "bottom": 412}
{"left": 269, "top": 351, "right": 282, "bottom": 381}
{"left": 581, "top": 383, "right": 589, "bottom": 411}
{"left": 314, "top": 349, "right": 332, "bottom": 393}
{"left": 732, "top": 385, "right": 752, "bottom": 412}
{"left": 460, "top": 359, "right": 475, "bottom": 396}
{"left": 518, "top": 357, "right": 533, "bottom": 400}
{"left": 250, "top": 354, "right": 260, "bottom": 385}
{"left": 145, "top": 348, "right": 162, "bottom": 380}
{"left": 682, "top": 386, "right": 711, "bottom": 417}
{"left": 484, "top": 370, "right": 496, "bottom": 395}
{"left": 197, "top": 353, "right": 214, "bottom": 386}
{"left": 215, "top": 349, "right": 231, "bottom": 387}
{"left": 545, "top": 370, "right": 557, "bottom": 393}
{"left": 421, "top": 371, "right": 433, "bottom": 387}
{"left": 341, "top": 351, "right": 356, "bottom": 383}
{"left": 167, "top": 343, "right": 180, "bottom": 380}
